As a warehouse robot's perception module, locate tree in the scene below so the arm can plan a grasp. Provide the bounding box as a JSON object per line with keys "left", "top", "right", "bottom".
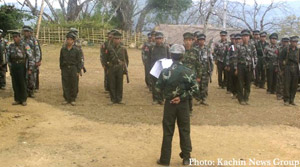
{"left": 277, "top": 15, "right": 300, "bottom": 37}
{"left": 0, "top": 5, "right": 32, "bottom": 33}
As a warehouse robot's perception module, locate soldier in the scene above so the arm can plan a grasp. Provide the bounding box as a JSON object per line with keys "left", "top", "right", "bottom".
{"left": 227, "top": 33, "right": 241, "bottom": 99}
{"left": 214, "top": 31, "right": 230, "bottom": 89}
{"left": 141, "top": 32, "right": 152, "bottom": 90}
{"left": 264, "top": 33, "right": 280, "bottom": 94}
{"left": 225, "top": 33, "right": 236, "bottom": 94}
{"left": 60, "top": 32, "right": 82, "bottom": 106}
{"left": 22, "top": 26, "right": 41, "bottom": 97}
{"left": 234, "top": 29, "right": 257, "bottom": 105}
{"left": 277, "top": 36, "right": 290, "bottom": 100}
{"left": 192, "top": 31, "right": 201, "bottom": 48}
{"left": 156, "top": 44, "right": 200, "bottom": 166}
{"left": 181, "top": 32, "right": 202, "bottom": 114}
{"left": 0, "top": 29, "right": 8, "bottom": 90}
{"left": 7, "top": 31, "right": 34, "bottom": 106}
{"left": 196, "top": 33, "right": 212, "bottom": 105}
{"left": 101, "top": 30, "right": 116, "bottom": 92}
{"left": 104, "top": 31, "right": 129, "bottom": 105}
{"left": 251, "top": 30, "right": 260, "bottom": 45}
{"left": 280, "top": 36, "right": 299, "bottom": 106}
{"left": 255, "top": 31, "right": 269, "bottom": 88}
{"left": 149, "top": 31, "right": 170, "bottom": 105}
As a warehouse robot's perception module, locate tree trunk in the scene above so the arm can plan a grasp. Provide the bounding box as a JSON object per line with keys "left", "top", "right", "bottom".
{"left": 135, "top": 4, "right": 154, "bottom": 32}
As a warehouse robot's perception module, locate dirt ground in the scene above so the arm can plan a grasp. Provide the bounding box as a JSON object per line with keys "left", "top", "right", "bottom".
{"left": 0, "top": 45, "right": 300, "bottom": 167}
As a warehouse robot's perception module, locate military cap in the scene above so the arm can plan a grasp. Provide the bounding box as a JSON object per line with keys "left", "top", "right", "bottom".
{"left": 170, "top": 44, "right": 185, "bottom": 54}
{"left": 241, "top": 29, "right": 251, "bottom": 36}
{"left": 281, "top": 35, "right": 290, "bottom": 42}
{"left": 66, "top": 32, "right": 76, "bottom": 40}
{"left": 194, "top": 31, "right": 201, "bottom": 37}
{"left": 155, "top": 31, "right": 164, "bottom": 38}
{"left": 230, "top": 33, "right": 235, "bottom": 38}
{"left": 151, "top": 30, "right": 156, "bottom": 35}
{"left": 183, "top": 32, "right": 194, "bottom": 39}
{"left": 235, "top": 33, "right": 242, "bottom": 39}
{"left": 220, "top": 30, "right": 227, "bottom": 36}
{"left": 70, "top": 28, "right": 79, "bottom": 33}
{"left": 23, "top": 25, "right": 33, "bottom": 32}
{"left": 197, "top": 33, "right": 206, "bottom": 40}
{"left": 147, "top": 32, "right": 152, "bottom": 38}
{"left": 269, "top": 33, "right": 278, "bottom": 39}
{"left": 252, "top": 30, "right": 260, "bottom": 35}
{"left": 260, "top": 31, "right": 267, "bottom": 37}
{"left": 113, "top": 31, "right": 122, "bottom": 38}
{"left": 10, "top": 30, "right": 21, "bottom": 36}
{"left": 290, "top": 36, "right": 299, "bottom": 42}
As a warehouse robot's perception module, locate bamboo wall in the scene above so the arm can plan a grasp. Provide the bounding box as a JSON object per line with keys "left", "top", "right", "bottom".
{"left": 7, "top": 27, "right": 147, "bottom": 48}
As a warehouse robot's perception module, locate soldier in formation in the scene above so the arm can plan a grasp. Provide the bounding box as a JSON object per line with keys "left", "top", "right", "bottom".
{"left": 22, "top": 26, "right": 42, "bottom": 97}
{"left": 141, "top": 32, "right": 154, "bottom": 90}
{"left": 0, "top": 29, "right": 8, "bottom": 90}
{"left": 7, "top": 31, "right": 34, "bottom": 106}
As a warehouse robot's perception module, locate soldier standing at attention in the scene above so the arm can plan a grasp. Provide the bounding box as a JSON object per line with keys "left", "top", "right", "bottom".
{"left": 156, "top": 44, "right": 200, "bottom": 166}
{"left": 251, "top": 30, "right": 260, "bottom": 45}
{"left": 0, "top": 29, "right": 8, "bottom": 90}
{"left": 276, "top": 36, "right": 290, "bottom": 100}
{"left": 225, "top": 33, "right": 236, "bottom": 94}
{"left": 22, "top": 26, "right": 41, "bottom": 98}
{"left": 192, "top": 31, "right": 201, "bottom": 48}
{"left": 196, "top": 33, "right": 212, "bottom": 105}
{"left": 234, "top": 29, "right": 257, "bottom": 105}
{"left": 214, "top": 31, "right": 230, "bottom": 89}
{"left": 149, "top": 32, "right": 170, "bottom": 105}
{"left": 182, "top": 32, "right": 202, "bottom": 115}
{"left": 255, "top": 31, "right": 269, "bottom": 88}
{"left": 264, "top": 33, "right": 279, "bottom": 94}
{"left": 280, "top": 36, "right": 299, "bottom": 106}
{"left": 60, "top": 33, "right": 82, "bottom": 106}
{"left": 7, "top": 31, "right": 34, "bottom": 106}
{"left": 105, "top": 31, "right": 129, "bottom": 105}
{"left": 101, "top": 30, "right": 115, "bottom": 93}
{"left": 141, "top": 32, "right": 152, "bottom": 90}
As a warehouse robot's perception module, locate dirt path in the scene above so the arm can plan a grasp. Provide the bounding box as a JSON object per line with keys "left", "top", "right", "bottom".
{"left": 0, "top": 45, "right": 300, "bottom": 167}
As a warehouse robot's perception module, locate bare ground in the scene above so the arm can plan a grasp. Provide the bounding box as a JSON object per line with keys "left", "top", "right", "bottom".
{"left": 0, "top": 45, "right": 300, "bottom": 167}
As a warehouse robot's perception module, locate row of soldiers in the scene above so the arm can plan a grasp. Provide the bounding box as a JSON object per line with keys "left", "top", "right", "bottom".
{"left": 214, "top": 29, "right": 300, "bottom": 105}
{"left": 0, "top": 26, "right": 42, "bottom": 106}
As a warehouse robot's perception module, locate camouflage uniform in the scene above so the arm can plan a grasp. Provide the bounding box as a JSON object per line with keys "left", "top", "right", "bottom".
{"left": 0, "top": 35, "right": 8, "bottom": 89}
{"left": 101, "top": 37, "right": 112, "bottom": 92}
{"left": 141, "top": 34, "right": 153, "bottom": 90}
{"left": 280, "top": 36, "right": 299, "bottom": 105}
{"left": 277, "top": 37, "right": 289, "bottom": 99}
{"left": 254, "top": 34, "right": 269, "bottom": 88}
{"left": 7, "top": 35, "right": 34, "bottom": 104}
{"left": 23, "top": 36, "right": 41, "bottom": 97}
{"left": 235, "top": 30, "right": 257, "bottom": 104}
{"left": 156, "top": 44, "right": 200, "bottom": 165}
{"left": 214, "top": 36, "right": 230, "bottom": 88}
{"left": 264, "top": 34, "right": 279, "bottom": 94}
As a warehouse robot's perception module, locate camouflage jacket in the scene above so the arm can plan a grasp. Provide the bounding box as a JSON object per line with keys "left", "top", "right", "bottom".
{"left": 255, "top": 41, "right": 269, "bottom": 59}
{"left": 100, "top": 40, "right": 111, "bottom": 67}
{"left": 149, "top": 43, "right": 170, "bottom": 67}
{"left": 7, "top": 41, "right": 34, "bottom": 70}
{"left": 141, "top": 41, "right": 153, "bottom": 65}
{"left": 225, "top": 42, "right": 235, "bottom": 66}
{"left": 197, "top": 45, "right": 213, "bottom": 76}
{"left": 22, "top": 37, "right": 42, "bottom": 63}
{"left": 234, "top": 42, "right": 257, "bottom": 69}
{"left": 155, "top": 61, "right": 200, "bottom": 101}
{"left": 280, "top": 46, "right": 299, "bottom": 66}
{"left": 105, "top": 43, "right": 129, "bottom": 67}
{"left": 250, "top": 39, "right": 260, "bottom": 46}
{"left": 0, "top": 38, "right": 8, "bottom": 65}
{"left": 182, "top": 47, "right": 202, "bottom": 78}
{"left": 264, "top": 44, "right": 279, "bottom": 67}
{"left": 213, "top": 40, "right": 230, "bottom": 63}
{"left": 59, "top": 45, "right": 82, "bottom": 73}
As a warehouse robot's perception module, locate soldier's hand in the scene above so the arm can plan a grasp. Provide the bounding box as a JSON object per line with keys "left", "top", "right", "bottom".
{"left": 196, "top": 78, "right": 201, "bottom": 83}
{"left": 36, "top": 62, "right": 42, "bottom": 66}
{"left": 235, "top": 70, "right": 238, "bottom": 76}
{"left": 170, "top": 97, "right": 180, "bottom": 104}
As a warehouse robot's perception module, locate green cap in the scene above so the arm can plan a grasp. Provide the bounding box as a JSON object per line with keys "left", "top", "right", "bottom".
{"left": 260, "top": 31, "right": 267, "bottom": 37}
{"left": 281, "top": 35, "right": 290, "bottom": 42}
{"left": 155, "top": 31, "right": 164, "bottom": 39}
{"left": 235, "top": 33, "right": 242, "bottom": 39}
{"left": 197, "top": 33, "right": 206, "bottom": 40}
{"left": 230, "top": 33, "right": 235, "bottom": 38}
{"left": 290, "top": 36, "right": 299, "bottom": 42}
{"left": 252, "top": 30, "right": 260, "bottom": 35}
{"left": 66, "top": 32, "right": 76, "bottom": 40}
{"left": 241, "top": 29, "right": 251, "bottom": 36}
{"left": 113, "top": 31, "right": 122, "bottom": 38}
{"left": 23, "top": 25, "right": 33, "bottom": 32}
{"left": 220, "top": 30, "right": 227, "bottom": 36}
{"left": 183, "top": 32, "right": 194, "bottom": 39}
{"left": 9, "top": 30, "right": 21, "bottom": 36}
{"left": 269, "top": 33, "right": 278, "bottom": 39}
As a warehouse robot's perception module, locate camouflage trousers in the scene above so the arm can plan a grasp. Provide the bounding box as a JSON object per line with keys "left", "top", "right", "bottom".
{"left": 199, "top": 73, "right": 209, "bottom": 101}
{"left": 255, "top": 58, "right": 266, "bottom": 88}
{"left": 27, "top": 66, "right": 36, "bottom": 96}
{"left": 276, "top": 70, "right": 284, "bottom": 98}
{"left": 0, "top": 64, "right": 7, "bottom": 88}
{"left": 266, "top": 65, "right": 277, "bottom": 94}
{"left": 283, "top": 65, "right": 299, "bottom": 103}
